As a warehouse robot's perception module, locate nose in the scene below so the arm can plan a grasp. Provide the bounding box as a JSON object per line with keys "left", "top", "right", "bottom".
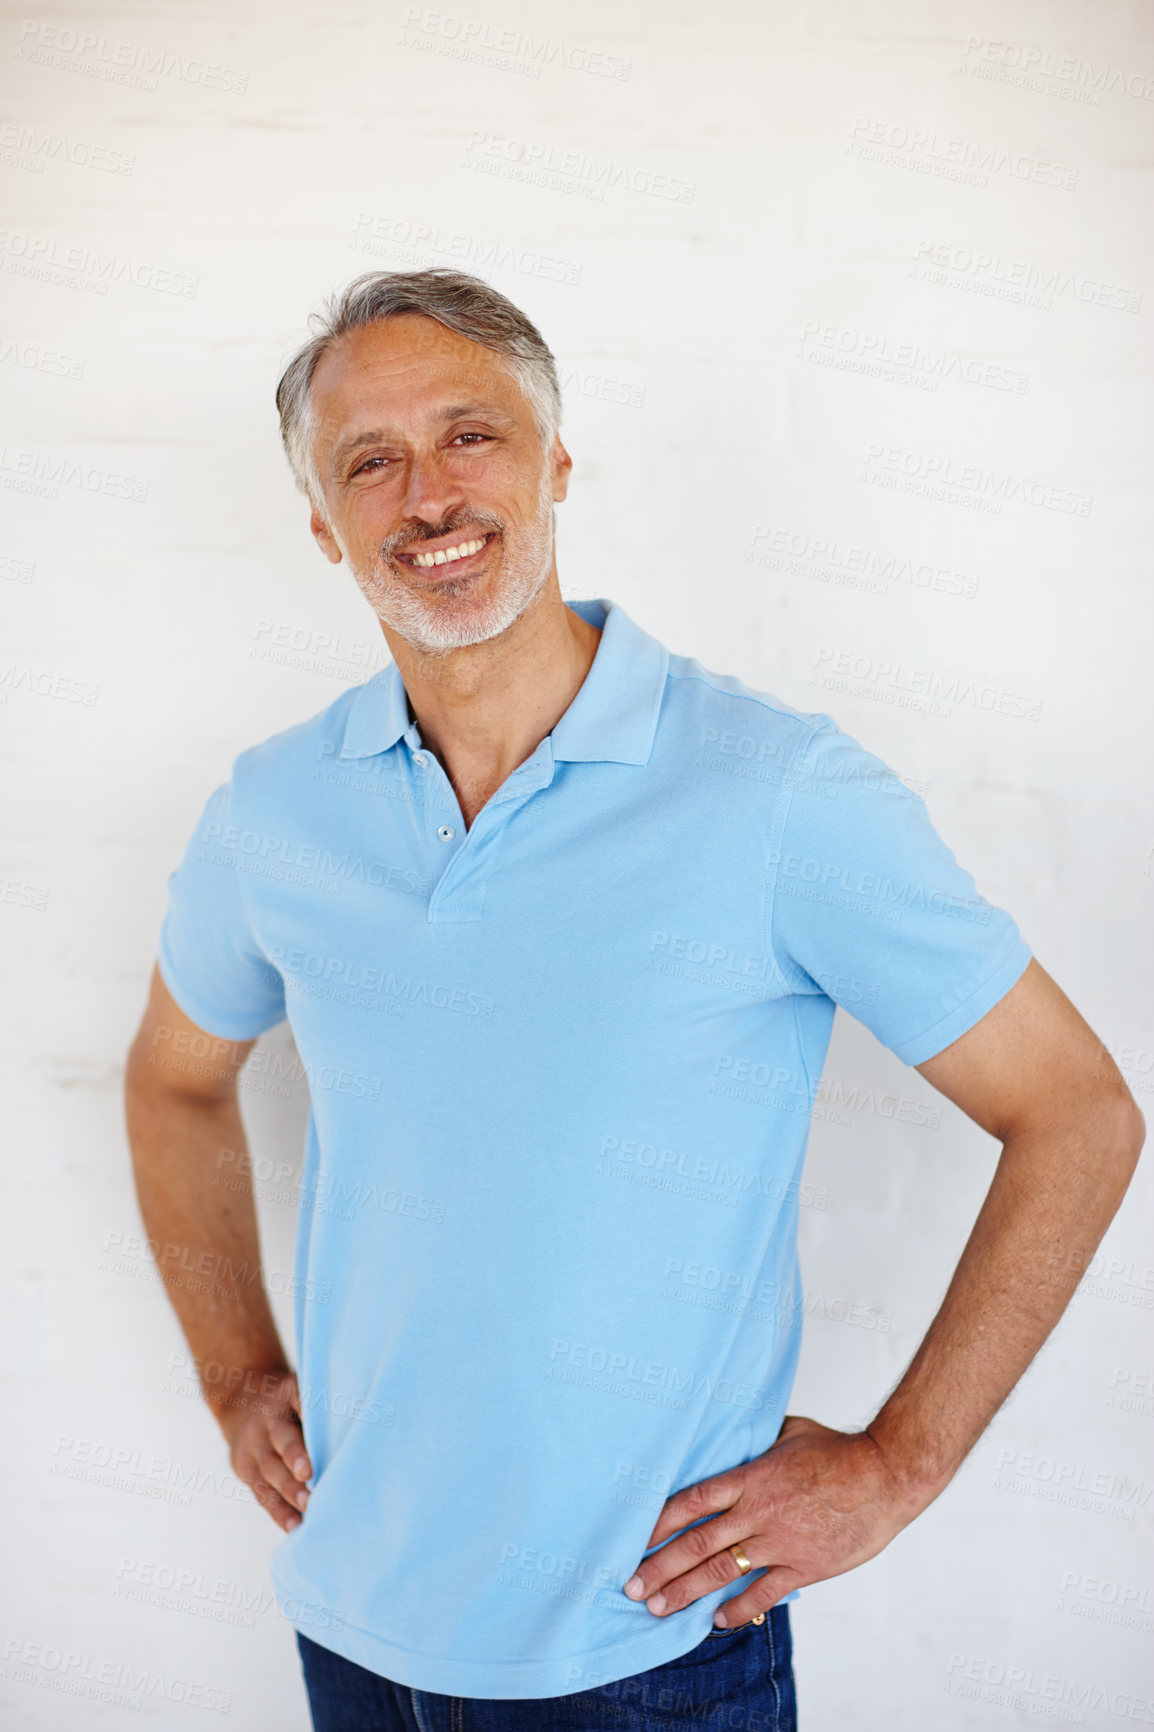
{"left": 399, "top": 450, "right": 466, "bottom": 529}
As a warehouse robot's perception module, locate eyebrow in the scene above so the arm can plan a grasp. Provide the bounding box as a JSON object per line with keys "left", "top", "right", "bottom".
{"left": 331, "top": 403, "right": 517, "bottom": 473}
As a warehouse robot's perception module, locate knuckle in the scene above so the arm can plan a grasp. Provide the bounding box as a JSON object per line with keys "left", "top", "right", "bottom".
{"left": 683, "top": 1522, "right": 718, "bottom": 1561}
{"left": 706, "top": 1549, "right": 737, "bottom": 1587}
{"left": 255, "top": 1450, "right": 289, "bottom": 1490}
{"left": 682, "top": 1479, "right": 719, "bottom": 1516}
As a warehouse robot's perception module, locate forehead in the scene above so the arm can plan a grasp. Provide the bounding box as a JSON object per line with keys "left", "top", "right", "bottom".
{"left": 308, "top": 315, "right": 525, "bottom": 435}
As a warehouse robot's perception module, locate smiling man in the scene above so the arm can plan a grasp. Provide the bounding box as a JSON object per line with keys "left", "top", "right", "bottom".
{"left": 125, "top": 270, "right": 1143, "bottom": 1732}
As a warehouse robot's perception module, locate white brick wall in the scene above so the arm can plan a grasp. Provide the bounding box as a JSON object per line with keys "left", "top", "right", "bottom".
{"left": 3, "top": 1, "right": 1151, "bottom": 1725}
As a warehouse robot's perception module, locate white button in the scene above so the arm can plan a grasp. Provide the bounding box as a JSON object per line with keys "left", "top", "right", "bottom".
{"left": 437, "top": 825, "right": 455, "bottom": 842}
{"left": 413, "top": 754, "right": 428, "bottom": 768}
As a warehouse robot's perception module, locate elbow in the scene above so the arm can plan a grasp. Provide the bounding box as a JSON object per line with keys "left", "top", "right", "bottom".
{"left": 1099, "top": 1087, "right": 1145, "bottom": 1204}
{"left": 1118, "top": 1091, "right": 1146, "bottom": 1173}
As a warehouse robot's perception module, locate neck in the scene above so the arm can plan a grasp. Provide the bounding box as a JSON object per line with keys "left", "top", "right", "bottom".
{"left": 379, "top": 577, "right": 602, "bottom": 829}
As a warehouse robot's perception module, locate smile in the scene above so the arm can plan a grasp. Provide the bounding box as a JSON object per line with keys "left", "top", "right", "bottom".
{"left": 401, "top": 533, "right": 496, "bottom": 569}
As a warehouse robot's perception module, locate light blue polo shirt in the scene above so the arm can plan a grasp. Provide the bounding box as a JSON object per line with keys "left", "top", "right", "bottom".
{"left": 156, "top": 596, "right": 1031, "bottom": 1699}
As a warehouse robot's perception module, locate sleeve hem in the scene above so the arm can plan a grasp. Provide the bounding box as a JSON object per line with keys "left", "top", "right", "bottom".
{"left": 890, "top": 937, "right": 1033, "bottom": 1066}
{"left": 156, "top": 945, "right": 285, "bottom": 1043}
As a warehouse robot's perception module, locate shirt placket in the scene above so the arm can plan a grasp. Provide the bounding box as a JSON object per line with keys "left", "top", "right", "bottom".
{"left": 403, "top": 723, "right": 555, "bottom": 923}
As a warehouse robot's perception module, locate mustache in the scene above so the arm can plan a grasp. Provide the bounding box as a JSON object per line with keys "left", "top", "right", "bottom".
{"left": 379, "top": 508, "right": 505, "bottom": 564}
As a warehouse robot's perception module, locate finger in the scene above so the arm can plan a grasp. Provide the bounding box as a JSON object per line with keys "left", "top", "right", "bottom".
{"left": 249, "top": 1474, "right": 305, "bottom": 1533}
{"left": 643, "top": 1469, "right": 742, "bottom": 1551}
{"left": 713, "top": 1566, "right": 802, "bottom": 1629}
{"left": 254, "top": 1442, "right": 310, "bottom": 1515}
{"left": 634, "top": 1536, "right": 756, "bottom": 1617}
{"left": 625, "top": 1510, "right": 747, "bottom": 1606}
{"left": 269, "top": 1414, "right": 312, "bottom": 1482}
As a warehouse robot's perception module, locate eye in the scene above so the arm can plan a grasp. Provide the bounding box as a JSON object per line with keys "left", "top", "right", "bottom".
{"left": 452, "top": 432, "right": 492, "bottom": 447}
{"left": 351, "top": 455, "right": 390, "bottom": 477}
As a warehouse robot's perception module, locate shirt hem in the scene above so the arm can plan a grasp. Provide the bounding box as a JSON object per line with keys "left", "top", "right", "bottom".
{"left": 155, "top": 945, "right": 284, "bottom": 1043}
{"left": 890, "top": 936, "right": 1032, "bottom": 1066}
{"left": 271, "top": 1557, "right": 740, "bottom": 1699}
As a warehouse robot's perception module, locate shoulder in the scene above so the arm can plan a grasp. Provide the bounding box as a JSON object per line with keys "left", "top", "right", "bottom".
{"left": 661, "top": 647, "right": 837, "bottom": 768}
{"left": 227, "top": 681, "right": 367, "bottom": 800}
{"left": 657, "top": 646, "right": 924, "bottom": 817}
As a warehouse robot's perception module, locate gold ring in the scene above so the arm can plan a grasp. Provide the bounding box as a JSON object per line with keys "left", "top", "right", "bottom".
{"left": 728, "top": 1544, "right": 752, "bottom": 1575}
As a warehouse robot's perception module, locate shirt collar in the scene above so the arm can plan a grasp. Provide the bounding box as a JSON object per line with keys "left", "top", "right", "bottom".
{"left": 339, "top": 597, "right": 669, "bottom": 767}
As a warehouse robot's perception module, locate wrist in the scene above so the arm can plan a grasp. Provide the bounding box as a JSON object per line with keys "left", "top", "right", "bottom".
{"left": 863, "top": 1408, "right": 959, "bottom": 1518}
{"left": 201, "top": 1361, "right": 295, "bottom": 1431}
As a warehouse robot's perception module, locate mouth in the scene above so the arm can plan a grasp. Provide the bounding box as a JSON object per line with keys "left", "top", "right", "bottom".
{"left": 396, "top": 531, "right": 498, "bottom": 574}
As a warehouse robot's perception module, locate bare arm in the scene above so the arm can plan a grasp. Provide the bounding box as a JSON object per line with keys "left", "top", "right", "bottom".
{"left": 623, "top": 958, "right": 1145, "bottom": 1625}
{"left": 869, "top": 955, "right": 1144, "bottom": 1498}
{"left": 124, "top": 964, "right": 312, "bottom": 1531}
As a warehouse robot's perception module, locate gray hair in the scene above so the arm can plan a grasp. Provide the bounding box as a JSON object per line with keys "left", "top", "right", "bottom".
{"left": 275, "top": 268, "right": 563, "bottom": 503}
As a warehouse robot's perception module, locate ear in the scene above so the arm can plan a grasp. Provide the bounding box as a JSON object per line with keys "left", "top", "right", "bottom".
{"left": 309, "top": 504, "right": 343, "bottom": 565}
{"left": 551, "top": 437, "right": 573, "bottom": 504}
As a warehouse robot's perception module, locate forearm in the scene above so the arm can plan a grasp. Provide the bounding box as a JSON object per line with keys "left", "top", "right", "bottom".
{"left": 866, "top": 1098, "right": 1143, "bottom": 1511}
{"left": 124, "top": 1073, "right": 291, "bottom": 1427}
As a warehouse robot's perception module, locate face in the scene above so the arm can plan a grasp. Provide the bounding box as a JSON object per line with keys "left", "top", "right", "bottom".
{"left": 306, "top": 315, "right": 571, "bottom": 656}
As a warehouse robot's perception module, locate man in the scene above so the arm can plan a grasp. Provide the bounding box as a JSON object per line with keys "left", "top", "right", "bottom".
{"left": 125, "top": 269, "right": 1143, "bottom": 1732}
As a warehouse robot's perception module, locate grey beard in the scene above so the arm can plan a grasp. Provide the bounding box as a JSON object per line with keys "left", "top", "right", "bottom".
{"left": 350, "top": 484, "right": 556, "bottom": 656}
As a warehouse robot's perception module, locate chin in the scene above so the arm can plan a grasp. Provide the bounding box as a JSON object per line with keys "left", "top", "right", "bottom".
{"left": 364, "top": 562, "right": 549, "bottom": 654}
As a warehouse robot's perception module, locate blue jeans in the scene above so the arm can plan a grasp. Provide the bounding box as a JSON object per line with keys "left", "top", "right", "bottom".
{"left": 296, "top": 1609, "right": 796, "bottom": 1730}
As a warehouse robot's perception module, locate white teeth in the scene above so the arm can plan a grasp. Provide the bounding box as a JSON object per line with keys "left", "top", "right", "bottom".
{"left": 410, "top": 536, "right": 488, "bottom": 569}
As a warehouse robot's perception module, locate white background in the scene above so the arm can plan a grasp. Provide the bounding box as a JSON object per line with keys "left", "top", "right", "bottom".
{"left": 3, "top": 0, "right": 1153, "bottom": 1725}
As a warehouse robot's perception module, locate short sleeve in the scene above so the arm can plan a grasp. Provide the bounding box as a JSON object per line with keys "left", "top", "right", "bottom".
{"left": 157, "top": 780, "right": 287, "bottom": 1041}
{"left": 768, "top": 722, "right": 1031, "bottom": 1065}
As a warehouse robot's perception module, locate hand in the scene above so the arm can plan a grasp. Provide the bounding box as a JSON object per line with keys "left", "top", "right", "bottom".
{"left": 215, "top": 1369, "right": 313, "bottom": 1533}
{"left": 623, "top": 1414, "right": 921, "bottom": 1627}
